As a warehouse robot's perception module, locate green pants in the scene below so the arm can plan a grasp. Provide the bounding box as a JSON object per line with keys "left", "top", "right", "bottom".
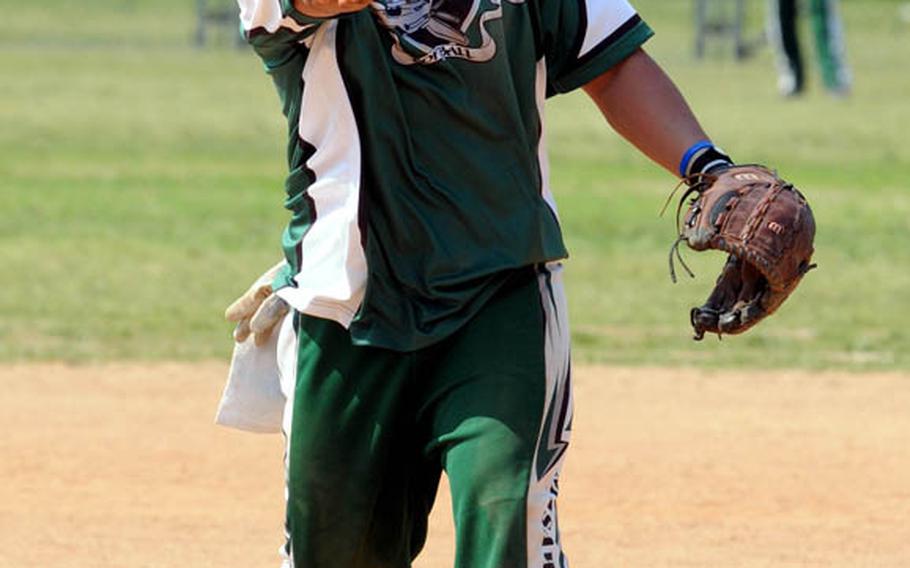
{"left": 767, "top": 0, "right": 851, "bottom": 94}
{"left": 276, "top": 265, "right": 572, "bottom": 568}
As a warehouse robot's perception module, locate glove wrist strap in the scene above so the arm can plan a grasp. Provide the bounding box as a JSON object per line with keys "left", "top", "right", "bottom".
{"left": 679, "top": 140, "right": 733, "bottom": 178}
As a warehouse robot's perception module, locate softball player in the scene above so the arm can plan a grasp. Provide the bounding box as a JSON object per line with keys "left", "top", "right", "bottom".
{"left": 227, "top": 0, "right": 731, "bottom": 565}
{"left": 767, "top": 0, "right": 851, "bottom": 96}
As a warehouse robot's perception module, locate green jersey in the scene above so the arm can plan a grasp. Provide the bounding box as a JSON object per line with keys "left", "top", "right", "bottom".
{"left": 239, "top": 0, "right": 652, "bottom": 350}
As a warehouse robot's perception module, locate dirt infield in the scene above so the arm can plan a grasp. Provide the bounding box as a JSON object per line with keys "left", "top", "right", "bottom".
{"left": 1, "top": 364, "right": 908, "bottom": 567}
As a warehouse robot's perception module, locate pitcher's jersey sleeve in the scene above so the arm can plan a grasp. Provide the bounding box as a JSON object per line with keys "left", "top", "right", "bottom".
{"left": 535, "top": 0, "right": 653, "bottom": 95}
{"left": 238, "top": 0, "right": 322, "bottom": 71}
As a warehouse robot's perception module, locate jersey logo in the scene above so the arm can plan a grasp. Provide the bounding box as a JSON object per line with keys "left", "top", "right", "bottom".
{"left": 373, "top": 0, "right": 524, "bottom": 65}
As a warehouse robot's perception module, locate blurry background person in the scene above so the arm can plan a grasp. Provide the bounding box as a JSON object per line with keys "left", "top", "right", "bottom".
{"left": 767, "top": 0, "right": 851, "bottom": 96}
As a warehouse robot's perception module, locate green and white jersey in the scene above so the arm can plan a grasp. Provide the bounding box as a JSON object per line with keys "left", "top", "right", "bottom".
{"left": 239, "top": 0, "right": 652, "bottom": 350}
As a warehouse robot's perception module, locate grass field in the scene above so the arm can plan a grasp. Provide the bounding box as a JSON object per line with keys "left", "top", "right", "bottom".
{"left": 2, "top": 0, "right": 908, "bottom": 369}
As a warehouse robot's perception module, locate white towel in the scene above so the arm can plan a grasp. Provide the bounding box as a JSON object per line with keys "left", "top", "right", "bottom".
{"left": 214, "top": 322, "right": 286, "bottom": 434}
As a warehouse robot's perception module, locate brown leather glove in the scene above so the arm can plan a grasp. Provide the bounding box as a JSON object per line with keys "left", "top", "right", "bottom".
{"left": 668, "top": 165, "right": 817, "bottom": 340}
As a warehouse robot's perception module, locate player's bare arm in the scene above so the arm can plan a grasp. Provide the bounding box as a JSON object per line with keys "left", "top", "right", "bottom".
{"left": 583, "top": 48, "right": 710, "bottom": 177}
{"left": 291, "top": 0, "right": 371, "bottom": 18}
{"left": 584, "top": 49, "right": 815, "bottom": 340}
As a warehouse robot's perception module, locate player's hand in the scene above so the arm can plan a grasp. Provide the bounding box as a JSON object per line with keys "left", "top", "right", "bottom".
{"left": 225, "top": 262, "right": 291, "bottom": 346}
{"left": 292, "top": 0, "right": 371, "bottom": 18}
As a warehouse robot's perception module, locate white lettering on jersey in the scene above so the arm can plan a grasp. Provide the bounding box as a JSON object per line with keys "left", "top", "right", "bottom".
{"left": 372, "top": 0, "right": 525, "bottom": 65}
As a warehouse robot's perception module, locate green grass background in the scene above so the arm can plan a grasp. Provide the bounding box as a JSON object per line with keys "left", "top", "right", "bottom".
{"left": 2, "top": 0, "right": 908, "bottom": 369}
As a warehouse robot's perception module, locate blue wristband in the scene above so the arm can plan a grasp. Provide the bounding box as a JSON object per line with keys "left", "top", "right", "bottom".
{"left": 678, "top": 140, "right": 713, "bottom": 178}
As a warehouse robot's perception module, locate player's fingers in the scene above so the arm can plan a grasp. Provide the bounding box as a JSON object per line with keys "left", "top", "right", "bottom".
{"left": 253, "top": 327, "right": 274, "bottom": 347}
{"left": 250, "top": 296, "right": 289, "bottom": 346}
{"left": 224, "top": 297, "right": 253, "bottom": 322}
{"left": 233, "top": 318, "right": 252, "bottom": 343}
{"left": 250, "top": 295, "right": 290, "bottom": 336}
{"left": 224, "top": 285, "right": 272, "bottom": 322}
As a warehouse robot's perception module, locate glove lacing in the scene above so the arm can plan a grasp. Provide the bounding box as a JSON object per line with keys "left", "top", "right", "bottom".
{"left": 661, "top": 173, "right": 715, "bottom": 283}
